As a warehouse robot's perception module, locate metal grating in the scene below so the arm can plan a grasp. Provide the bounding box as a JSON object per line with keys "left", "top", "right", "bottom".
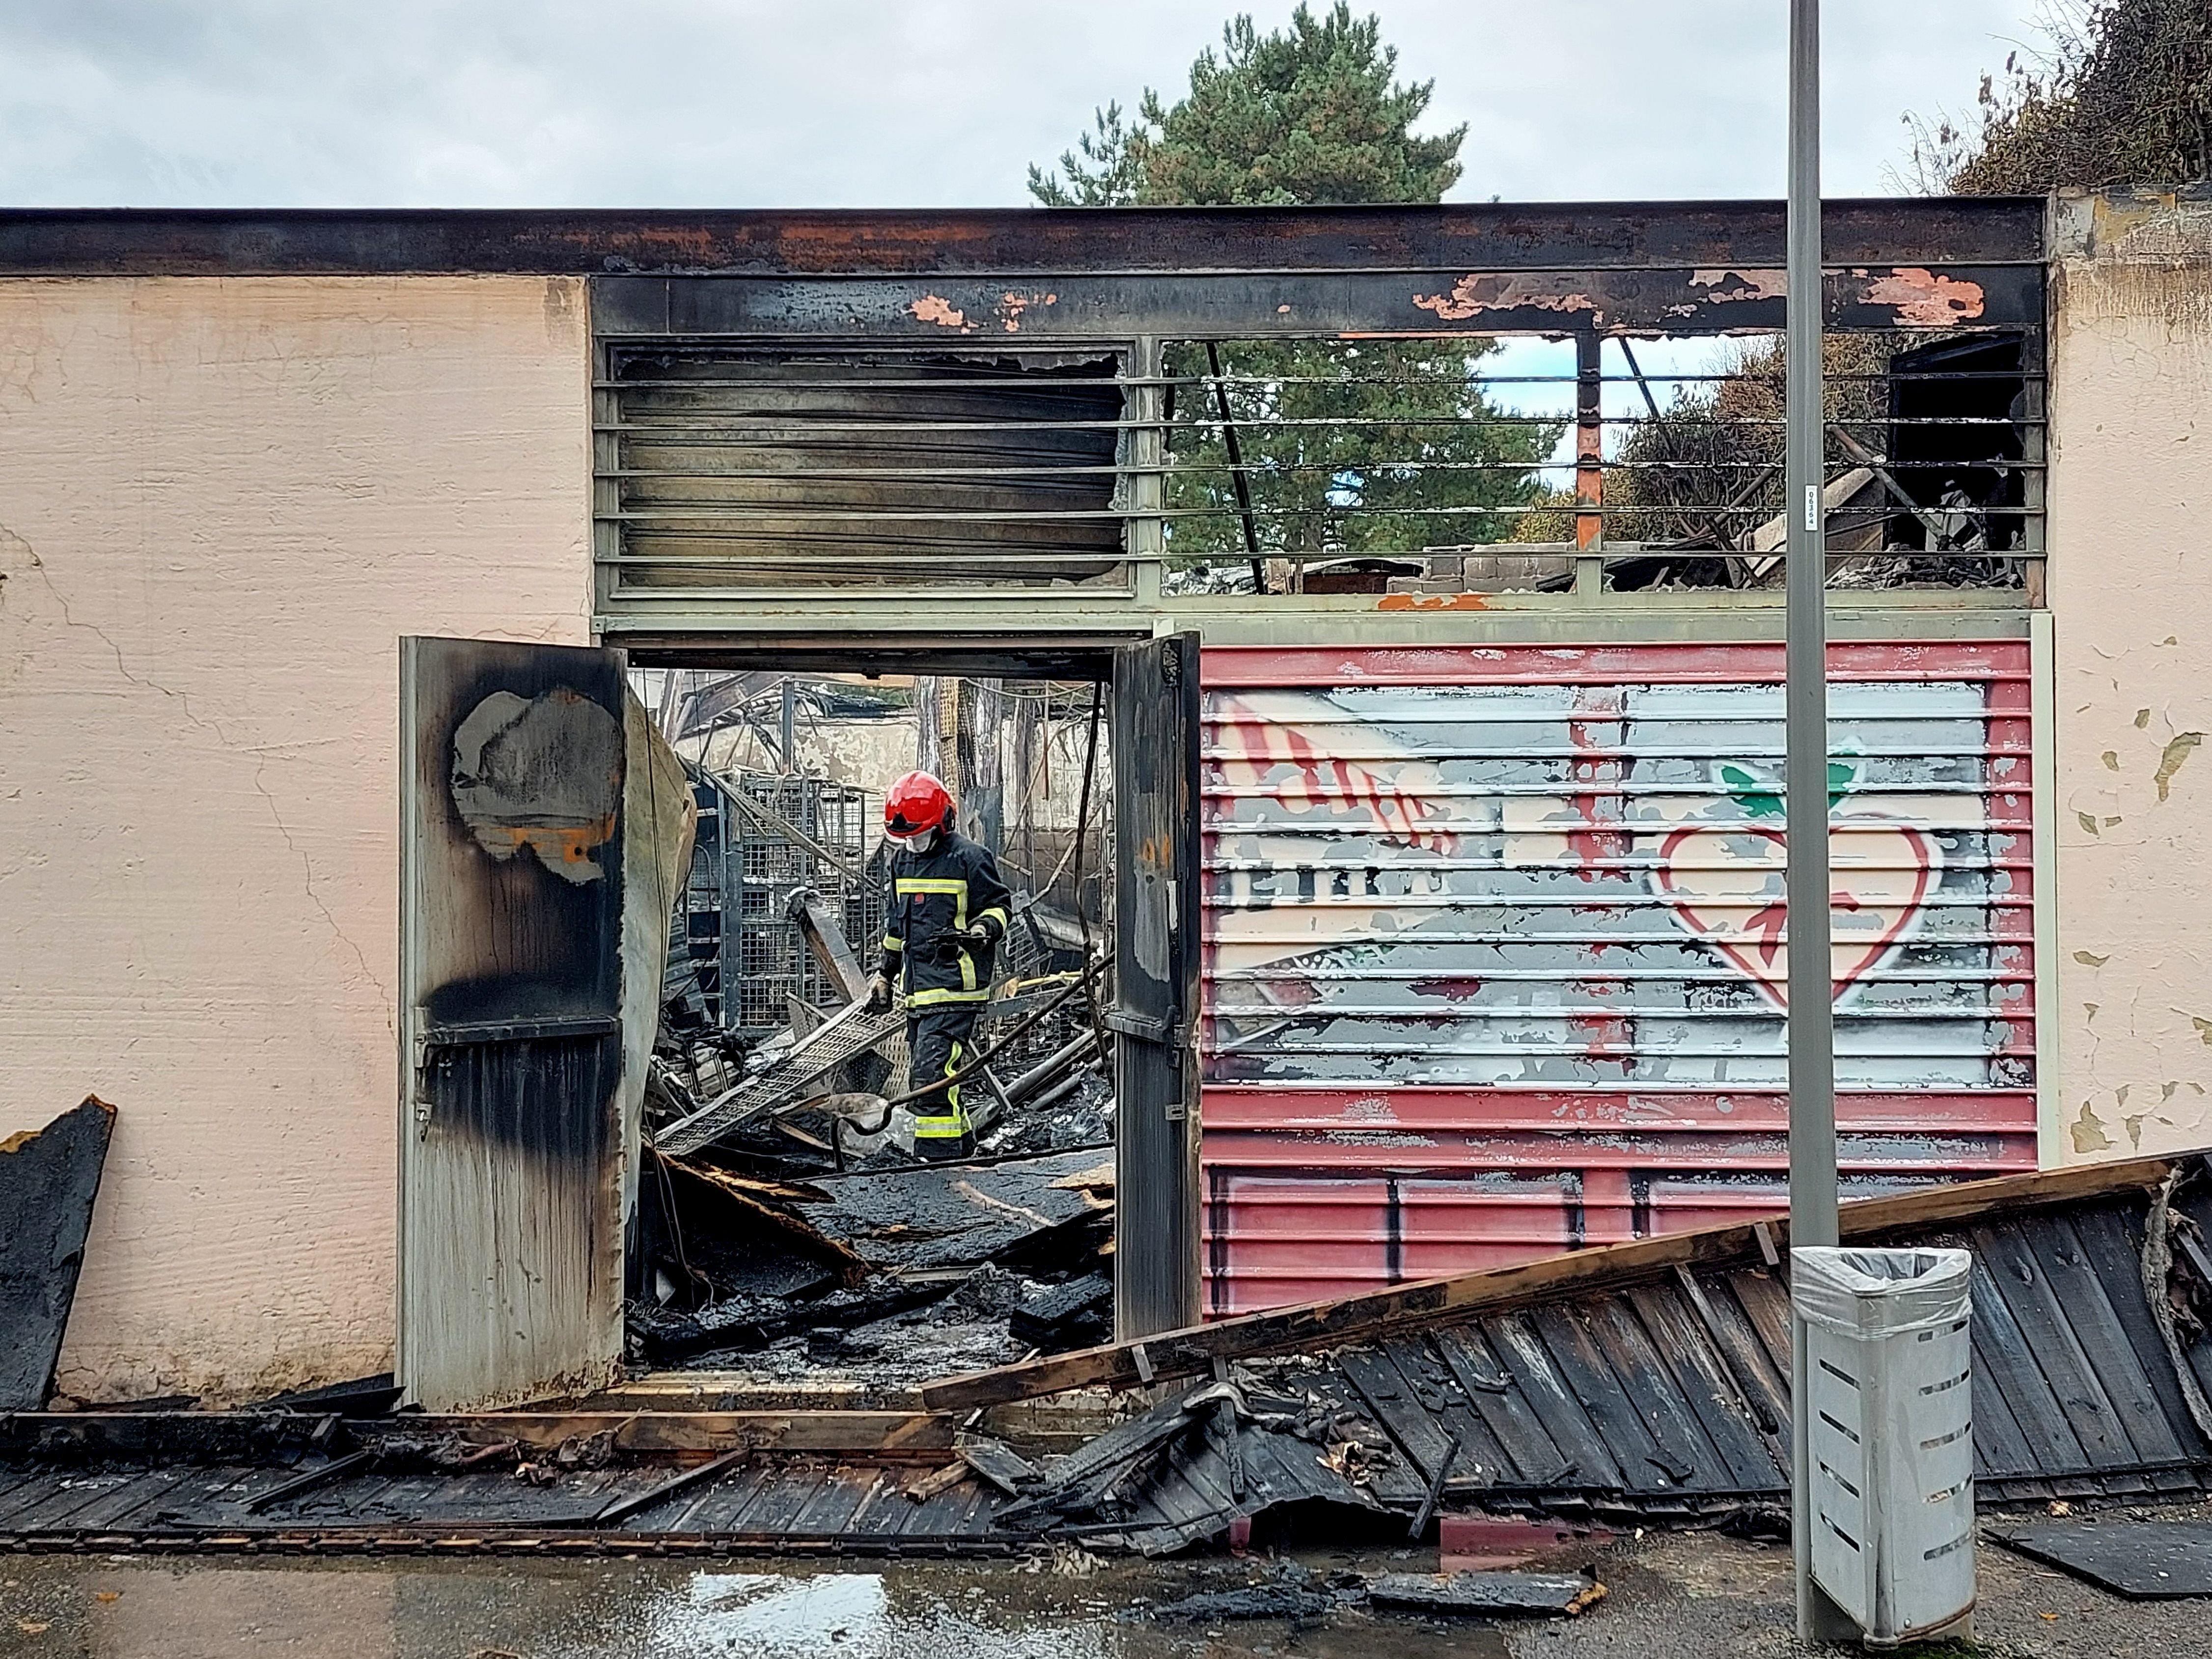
{"left": 1199, "top": 640, "right": 2039, "bottom": 1313}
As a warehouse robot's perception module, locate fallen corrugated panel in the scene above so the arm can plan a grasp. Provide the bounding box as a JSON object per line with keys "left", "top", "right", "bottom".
{"left": 0, "top": 1096, "right": 115, "bottom": 1410}
{"left": 15, "top": 1154, "right": 2212, "bottom": 1554}
{"left": 927, "top": 1151, "right": 2212, "bottom": 1521}
{"left": 925, "top": 1154, "right": 2186, "bottom": 1408}
{"left": 0, "top": 1459, "right": 1020, "bottom": 1553}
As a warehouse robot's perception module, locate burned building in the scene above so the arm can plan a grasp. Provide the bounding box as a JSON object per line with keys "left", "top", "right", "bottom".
{"left": 1, "top": 190, "right": 2209, "bottom": 1410}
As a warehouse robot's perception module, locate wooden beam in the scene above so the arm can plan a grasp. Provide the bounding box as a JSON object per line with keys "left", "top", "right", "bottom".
{"left": 396, "top": 1411, "right": 955, "bottom": 1457}
{"left": 0, "top": 1410, "right": 955, "bottom": 1461}
{"left": 918, "top": 1153, "right": 2192, "bottom": 1412}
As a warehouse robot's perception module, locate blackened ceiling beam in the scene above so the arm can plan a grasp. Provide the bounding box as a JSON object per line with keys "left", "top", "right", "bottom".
{"left": 596, "top": 263, "right": 2041, "bottom": 338}
{"left": 0, "top": 198, "right": 2044, "bottom": 278}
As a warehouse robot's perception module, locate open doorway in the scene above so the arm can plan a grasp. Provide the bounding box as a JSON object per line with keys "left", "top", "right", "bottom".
{"left": 395, "top": 633, "right": 1198, "bottom": 1411}
{"left": 628, "top": 665, "right": 1121, "bottom": 1393}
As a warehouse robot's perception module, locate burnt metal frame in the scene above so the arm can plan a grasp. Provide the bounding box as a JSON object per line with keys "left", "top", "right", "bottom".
{"left": 557, "top": 199, "right": 2050, "bottom": 640}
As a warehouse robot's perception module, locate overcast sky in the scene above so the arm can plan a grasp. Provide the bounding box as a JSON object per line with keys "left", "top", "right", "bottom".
{"left": 0, "top": 2, "right": 2049, "bottom": 208}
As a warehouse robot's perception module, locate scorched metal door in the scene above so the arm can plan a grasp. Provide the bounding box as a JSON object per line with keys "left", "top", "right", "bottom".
{"left": 1110, "top": 632, "right": 1203, "bottom": 1337}
{"left": 398, "top": 636, "right": 629, "bottom": 1411}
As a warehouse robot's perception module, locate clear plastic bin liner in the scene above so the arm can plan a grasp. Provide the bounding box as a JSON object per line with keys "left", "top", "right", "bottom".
{"left": 1791, "top": 1246, "right": 1971, "bottom": 1338}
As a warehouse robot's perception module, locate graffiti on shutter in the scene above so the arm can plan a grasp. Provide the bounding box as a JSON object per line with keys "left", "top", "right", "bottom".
{"left": 1199, "top": 642, "right": 2036, "bottom": 1313}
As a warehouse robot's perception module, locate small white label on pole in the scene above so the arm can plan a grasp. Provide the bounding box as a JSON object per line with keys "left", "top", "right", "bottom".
{"left": 1804, "top": 485, "right": 1820, "bottom": 533}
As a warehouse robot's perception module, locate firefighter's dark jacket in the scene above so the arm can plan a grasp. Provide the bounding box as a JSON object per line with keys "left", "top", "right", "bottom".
{"left": 879, "top": 830, "right": 1014, "bottom": 1007}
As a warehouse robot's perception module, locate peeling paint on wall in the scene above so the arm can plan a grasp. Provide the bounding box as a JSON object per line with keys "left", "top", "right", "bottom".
{"left": 2050, "top": 194, "right": 2212, "bottom": 1165}
{"left": 2153, "top": 732, "right": 2202, "bottom": 801}
{"left": 1860, "top": 267, "right": 1987, "bottom": 326}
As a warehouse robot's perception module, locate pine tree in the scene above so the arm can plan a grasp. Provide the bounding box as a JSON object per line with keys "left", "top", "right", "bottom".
{"left": 1030, "top": 5, "right": 1555, "bottom": 586}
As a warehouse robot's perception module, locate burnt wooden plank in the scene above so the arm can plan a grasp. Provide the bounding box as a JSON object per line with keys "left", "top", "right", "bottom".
{"left": 1681, "top": 1270, "right": 1790, "bottom": 1433}
{"left": 602, "top": 1451, "right": 748, "bottom": 1529}
{"left": 2071, "top": 1208, "right": 2211, "bottom": 1460}
{"left": 723, "top": 1466, "right": 833, "bottom": 1537}
{"left": 138, "top": 1464, "right": 262, "bottom": 1527}
{"left": 1973, "top": 1220, "right": 2136, "bottom": 1468}
{"left": 11, "top": 1471, "right": 139, "bottom": 1530}
{"left": 2033, "top": 1214, "right": 2193, "bottom": 1466}
{"left": 844, "top": 1465, "right": 931, "bottom": 1536}
{"left": 1963, "top": 1244, "right": 2093, "bottom": 1475}
{"left": 785, "top": 1465, "right": 883, "bottom": 1537}
{"left": 0, "top": 1471, "right": 77, "bottom": 1526}
{"left": 936, "top": 1474, "right": 1004, "bottom": 1538}
{"left": 1339, "top": 1345, "right": 1461, "bottom": 1485}
{"left": 896, "top": 1465, "right": 988, "bottom": 1537}
{"left": 1482, "top": 1311, "right": 1627, "bottom": 1489}
{"left": 679, "top": 1465, "right": 780, "bottom": 1534}
{"left": 1432, "top": 1326, "right": 1576, "bottom": 1486}
{"left": 62, "top": 1466, "right": 211, "bottom": 1531}
{"left": 1964, "top": 1320, "right": 2042, "bottom": 1480}
{"left": 1527, "top": 1304, "right": 1681, "bottom": 1492}
{"left": 0, "top": 1097, "right": 116, "bottom": 1410}
{"left": 1372, "top": 1336, "right": 1517, "bottom": 1489}
{"left": 1624, "top": 1283, "right": 1784, "bottom": 1490}
{"left": 410, "top": 1468, "right": 609, "bottom": 1526}
{"left": 1724, "top": 1268, "right": 1795, "bottom": 1382}
{"left": 1582, "top": 1293, "right": 1736, "bottom": 1493}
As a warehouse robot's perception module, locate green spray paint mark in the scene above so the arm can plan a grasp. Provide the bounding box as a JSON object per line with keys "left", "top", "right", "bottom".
{"left": 1719, "top": 758, "right": 1859, "bottom": 820}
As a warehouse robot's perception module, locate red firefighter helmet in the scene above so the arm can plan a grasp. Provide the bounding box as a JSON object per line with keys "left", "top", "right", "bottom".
{"left": 885, "top": 771, "right": 954, "bottom": 842}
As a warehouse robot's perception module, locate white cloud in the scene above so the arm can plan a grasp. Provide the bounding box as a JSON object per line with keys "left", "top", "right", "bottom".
{"left": 0, "top": 1, "right": 2048, "bottom": 207}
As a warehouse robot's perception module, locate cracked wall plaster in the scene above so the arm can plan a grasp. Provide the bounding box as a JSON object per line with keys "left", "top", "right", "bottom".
{"left": 2050, "top": 197, "right": 2212, "bottom": 1163}
{"left": 0, "top": 276, "right": 592, "bottom": 1404}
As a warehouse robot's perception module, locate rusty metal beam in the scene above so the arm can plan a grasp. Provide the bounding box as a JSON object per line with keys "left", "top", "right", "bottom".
{"left": 592, "top": 264, "right": 2040, "bottom": 340}
{"left": 0, "top": 199, "right": 2043, "bottom": 278}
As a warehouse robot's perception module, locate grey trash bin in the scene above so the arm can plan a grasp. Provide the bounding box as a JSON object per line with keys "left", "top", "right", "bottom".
{"left": 1793, "top": 1246, "right": 1975, "bottom": 1645}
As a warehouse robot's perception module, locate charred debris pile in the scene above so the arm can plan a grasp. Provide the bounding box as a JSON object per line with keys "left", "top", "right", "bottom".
{"left": 635, "top": 891, "right": 1113, "bottom": 1388}
{"left": 627, "top": 673, "right": 1118, "bottom": 1390}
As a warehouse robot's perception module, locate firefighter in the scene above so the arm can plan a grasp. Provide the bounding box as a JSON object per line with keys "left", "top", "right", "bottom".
{"left": 865, "top": 771, "right": 1012, "bottom": 1161}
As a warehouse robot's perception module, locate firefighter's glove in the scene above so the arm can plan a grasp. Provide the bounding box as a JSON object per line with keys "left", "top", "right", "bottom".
{"left": 927, "top": 924, "right": 995, "bottom": 966}
{"left": 865, "top": 974, "right": 894, "bottom": 1014}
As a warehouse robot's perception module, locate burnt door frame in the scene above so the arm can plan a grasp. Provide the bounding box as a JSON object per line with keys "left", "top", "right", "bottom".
{"left": 622, "top": 633, "right": 1205, "bottom": 1342}
{"left": 1107, "top": 631, "right": 1204, "bottom": 1337}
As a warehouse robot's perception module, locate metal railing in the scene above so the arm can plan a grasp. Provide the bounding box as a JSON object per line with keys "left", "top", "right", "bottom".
{"left": 593, "top": 328, "right": 2045, "bottom": 606}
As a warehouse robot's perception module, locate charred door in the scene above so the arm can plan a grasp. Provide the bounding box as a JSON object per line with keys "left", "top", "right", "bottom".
{"left": 1110, "top": 633, "right": 1202, "bottom": 1336}
{"left": 398, "top": 637, "right": 629, "bottom": 1410}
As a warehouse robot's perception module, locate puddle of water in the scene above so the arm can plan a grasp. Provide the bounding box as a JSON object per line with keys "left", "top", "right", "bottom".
{"left": 0, "top": 1557, "right": 1513, "bottom": 1659}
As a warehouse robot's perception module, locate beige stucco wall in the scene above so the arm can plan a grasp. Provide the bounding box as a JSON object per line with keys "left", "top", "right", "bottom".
{"left": 0, "top": 276, "right": 592, "bottom": 1403}
{"left": 2049, "top": 194, "right": 2212, "bottom": 1162}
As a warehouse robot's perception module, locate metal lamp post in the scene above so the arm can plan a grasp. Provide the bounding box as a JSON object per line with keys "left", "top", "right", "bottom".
{"left": 1784, "top": 0, "right": 1851, "bottom": 1641}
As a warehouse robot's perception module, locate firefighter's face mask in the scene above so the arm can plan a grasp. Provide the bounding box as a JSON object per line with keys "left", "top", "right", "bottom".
{"left": 889, "top": 825, "right": 942, "bottom": 854}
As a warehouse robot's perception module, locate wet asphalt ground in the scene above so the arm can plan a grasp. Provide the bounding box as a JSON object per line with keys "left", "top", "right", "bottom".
{"left": 0, "top": 1524, "right": 2206, "bottom": 1658}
